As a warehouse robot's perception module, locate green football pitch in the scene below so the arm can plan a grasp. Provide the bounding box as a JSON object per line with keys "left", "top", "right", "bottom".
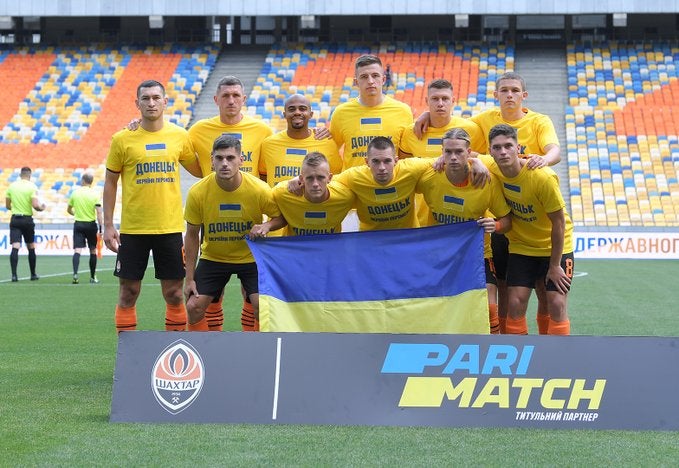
{"left": 1, "top": 256, "right": 678, "bottom": 465}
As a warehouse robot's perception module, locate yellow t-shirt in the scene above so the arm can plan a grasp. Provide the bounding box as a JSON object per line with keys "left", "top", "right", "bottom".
{"left": 493, "top": 166, "right": 574, "bottom": 257}
{"left": 259, "top": 131, "right": 343, "bottom": 187}
{"left": 68, "top": 186, "right": 101, "bottom": 222}
{"left": 416, "top": 167, "right": 511, "bottom": 258}
{"left": 106, "top": 123, "right": 195, "bottom": 234}
{"left": 330, "top": 96, "right": 413, "bottom": 170}
{"left": 272, "top": 181, "right": 355, "bottom": 236}
{"left": 184, "top": 172, "right": 281, "bottom": 264}
{"left": 471, "top": 108, "right": 559, "bottom": 155}
{"left": 333, "top": 158, "right": 430, "bottom": 231}
{"left": 188, "top": 115, "right": 273, "bottom": 177}
{"left": 399, "top": 117, "right": 486, "bottom": 226}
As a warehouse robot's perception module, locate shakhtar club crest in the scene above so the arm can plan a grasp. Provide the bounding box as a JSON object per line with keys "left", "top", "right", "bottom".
{"left": 151, "top": 339, "right": 205, "bottom": 414}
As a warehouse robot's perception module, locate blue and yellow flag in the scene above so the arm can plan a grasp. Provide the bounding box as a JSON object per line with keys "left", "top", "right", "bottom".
{"left": 247, "top": 222, "right": 489, "bottom": 334}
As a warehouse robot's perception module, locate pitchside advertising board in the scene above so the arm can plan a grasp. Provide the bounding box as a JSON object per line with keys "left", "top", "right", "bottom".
{"left": 1, "top": 229, "right": 678, "bottom": 259}
{"left": 111, "top": 332, "right": 679, "bottom": 430}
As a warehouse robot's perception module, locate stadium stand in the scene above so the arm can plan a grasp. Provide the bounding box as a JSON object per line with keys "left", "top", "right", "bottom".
{"left": 566, "top": 41, "right": 679, "bottom": 228}
{"left": 247, "top": 42, "right": 513, "bottom": 132}
{"left": 0, "top": 44, "right": 218, "bottom": 224}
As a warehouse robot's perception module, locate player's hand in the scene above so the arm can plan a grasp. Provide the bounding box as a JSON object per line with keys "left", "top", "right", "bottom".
{"left": 287, "top": 176, "right": 303, "bottom": 195}
{"left": 477, "top": 217, "right": 496, "bottom": 233}
{"left": 413, "top": 111, "right": 431, "bottom": 139}
{"left": 546, "top": 265, "right": 571, "bottom": 295}
{"left": 103, "top": 225, "right": 121, "bottom": 253}
{"left": 126, "top": 118, "right": 141, "bottom": 131}
{"left": 184, "top": 280, "right": 199, "bottom": 301}
{"left": 249, "top": 224, "right": 270, "bottom": 239}
{"left": 313, "top": 126, "right": 332, "bottom": 140}
{"left": 525, "top": 154, "right": 547, "bottom": 169}
{"left": 470, "top": 158, "right": 490, "bottom": 188}
{"left": 432, "top": 155, "right": 445, "bottom": 172}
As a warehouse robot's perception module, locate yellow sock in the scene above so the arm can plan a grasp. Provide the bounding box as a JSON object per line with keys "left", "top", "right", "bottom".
{"left": 165, "top": 303, "right": 187, "bottom": 331}
{"left": 115, "top": 305, "right": 137, "bottom": 334}
{"left": 205, "top": 301, "right": 224, "bottom": 331}
{"left": 505, "top": 316, "right": 528, "bottom": 335}
{"left": 548, "top": 318, "right": 570, "bottom": 335}
{"left": 188, "top": 316, "right": 209, "bottom": 331}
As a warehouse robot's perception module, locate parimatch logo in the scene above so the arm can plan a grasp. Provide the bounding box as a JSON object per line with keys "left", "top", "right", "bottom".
{"left": 151, "top": 339, "right": 204, "bottom": 414}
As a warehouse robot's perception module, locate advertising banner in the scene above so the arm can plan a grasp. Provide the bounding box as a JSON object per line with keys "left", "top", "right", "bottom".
{"left": 111, "top": 332, "right": 679, "bottom": 430}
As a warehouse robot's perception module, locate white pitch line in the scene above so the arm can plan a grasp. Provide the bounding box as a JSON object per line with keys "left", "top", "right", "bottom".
{"left": 272, "top": 337, "right": 282, "bottom": 420}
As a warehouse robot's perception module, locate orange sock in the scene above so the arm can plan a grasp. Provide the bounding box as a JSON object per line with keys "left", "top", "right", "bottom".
{"left": 205, "top": 302, "right": 224, "bottom": 331}
{"left": 241, "top": 299, "right": 255, "bottom": 332}
{"left": 115, "top": 305, "right": 137, "bottom": 334}
{"left": 165, "top": 303, "right": 187, "bottom": 331}
{"left": 498, "top": 316, "right": 507, "bottom": 334}
{"left": 188, "top": 316, "right": 209, "bottom": 331}
{"left": 488, "top": 303, "right": 500, "bottom": 334}
{"left": 505, "top": 316, "right": 528, "bottom": 335}
{"left": 548, "top": 318, "right": 570, "bottom": 335}
{"left": 536, "top": 314, "right": 550, "bottom": 335}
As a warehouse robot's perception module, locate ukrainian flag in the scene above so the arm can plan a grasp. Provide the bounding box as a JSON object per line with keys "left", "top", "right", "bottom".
{"left": 247, "top": 222, "right": 488, "bottom": 334}
{"left": 145, "top": 143, "right": 167, "bottom": 157}
{"left": 360, "top": 117, "right": 382, "bottom": 131}
{"left": 286, "top": 148, "right": 307, "bottom": 158}
{"left": 221, "top": 132, "right": 242, "bottom": 141}
{"left": 426, "top": 137, "right": 443, "bottom": 153}
{"left": 443, "top": 195, "right": 465, "bottom": 214}
{"left": 304, "top": 211, "right": 327, "bottom": 225}
{"left": 219, "top": 203, "right": 242, "bottom": 217}
{"left": 374, "top": 186, "right": 398, "bottom": 201}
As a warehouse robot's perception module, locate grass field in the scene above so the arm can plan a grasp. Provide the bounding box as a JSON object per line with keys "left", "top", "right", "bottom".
{"left": 2, "top": 256, "right": 679, "bottom": 466}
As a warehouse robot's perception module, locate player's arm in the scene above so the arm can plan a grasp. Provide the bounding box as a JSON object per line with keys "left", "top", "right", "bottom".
{"left": 546, "top": 208, "right": 570, "bottom": 295}
{"left": 31, "top": 193, "right": 45, "bottom": 211}
{"left": 67, "top": 204, "right": 74, "bottom": 216}
{"left": 95, "top": 204, "right": 104, "bottom": 230}
{"left": 103, "top": 169, "right": 121, "bottom": 253}
{"left": 5, "top": 196, "right": 11, "bottom": 210}
{"left": 180, "top": 154, "right": 203, "bottom": 178}
{"left": 313, "top": 126, "right": 332, "bottom": 140}
{"left": 412, "top": 111, "right": 431, "bottom": 139}
{"left": 477, "top": 213, "right": 512, "bottom": 234}
{"left": 249, "top": 215, "right": 287, "bottom": 238}
{"left": 398, "top": 148, "right": 413, "bottom": 158}
{"left": 183, "top": 222, "right": 201, "bottom": 300}
{"left": 526, "top": 143, "right": 561, "bottom": 169}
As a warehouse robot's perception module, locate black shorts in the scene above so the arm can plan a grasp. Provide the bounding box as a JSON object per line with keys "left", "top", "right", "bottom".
{"left": 506, "top": 252, "right": 575, "bottom": 292}
{"left": 114, "top": 233, "right": 185, "bottom": 281}
{"left": 485, "top": 257, "right": 497, "bottom": 286}
{"left": 73, "top": 221, "right": 98, "bottom": 249}
{"left": 193, "top": 259, "right": 258, "bottom": 301}
{"left": 9, "top": 215, "right": 36, "bottom": 245}
{"left": 491, "top": 232, "right": 509, "bottom": 281}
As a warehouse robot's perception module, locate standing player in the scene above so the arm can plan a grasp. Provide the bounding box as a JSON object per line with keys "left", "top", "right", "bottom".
{"left": 103, "top": 79, "right": 202, "bottom": 333}
{"left": 259, "top": 94, "right": 342, "bottom": 188}
{"left": 399, "top": 79, "right": 485, "bottom": 225}
{"left": 183, "top": 135, "right": 284, "bottom": 331}
{"left": 416, "top": 128, "right": 511, "bottom": 334}
{"left": 330, "top": 54, "right": 413, "bottom": 171}
{"left": 5, "top": 166, "right": 45, "bottom": 282}
{"left": 488, "top": 124, "right": 573, "bottom": 335}
{"left": 472, "top": 72, "right": 561, "bottom": 334}
{"left": 67, "top": 172, "right": 103, "bottom": 284}
{"left": 272, "top": 152, "right": 354, "bottom": 236}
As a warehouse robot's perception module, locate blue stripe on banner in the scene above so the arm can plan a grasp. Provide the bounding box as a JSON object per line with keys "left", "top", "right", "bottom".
{"left": 247, "top": 222, "right": 484, "bottom": 303}
{"left": 145, "top": 143, "right": 166, "bottom": 150}
{"left": 504, "top": 183, "right": 521, "bottom": 193}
